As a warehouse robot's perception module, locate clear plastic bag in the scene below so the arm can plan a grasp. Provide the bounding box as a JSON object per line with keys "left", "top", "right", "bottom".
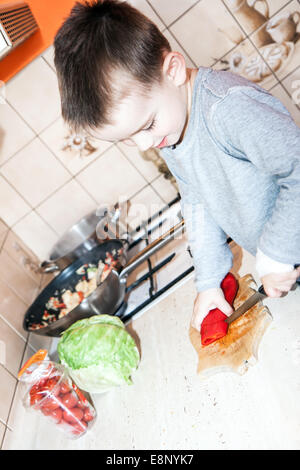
{"left": 18, "top": 350, "right": 96, "bottom": 439}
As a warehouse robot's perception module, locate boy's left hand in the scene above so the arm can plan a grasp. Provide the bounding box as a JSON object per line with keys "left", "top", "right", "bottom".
{"left": 261, "top": 267, "right": 300, "bottom": 298}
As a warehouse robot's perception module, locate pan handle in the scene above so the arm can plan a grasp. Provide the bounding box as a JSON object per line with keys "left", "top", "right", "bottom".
{"left": 38, "top": 260, "right": 60, "bottom": 273}
{"left": 118, "top": 219, "right": 185, "bottom": 282}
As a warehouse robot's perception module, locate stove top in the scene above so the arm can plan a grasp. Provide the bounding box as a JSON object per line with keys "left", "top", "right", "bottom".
{"left": 117, "top": 194, "right": 195, "bottom": 325}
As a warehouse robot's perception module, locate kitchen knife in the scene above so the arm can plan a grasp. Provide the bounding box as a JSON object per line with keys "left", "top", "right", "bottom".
{"left": 225, "top": 284, "right": 267, "bottom": 325}
{"left": 225, "top": 264, "right": 300, "bottom": 325}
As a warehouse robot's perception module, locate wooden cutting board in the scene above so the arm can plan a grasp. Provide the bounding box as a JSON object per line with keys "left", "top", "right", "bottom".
{"left": 189, "top": 274, "right": 273, "bottom": 378}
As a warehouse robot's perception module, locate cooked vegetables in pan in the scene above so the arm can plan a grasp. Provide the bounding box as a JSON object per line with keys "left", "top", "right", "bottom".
{"left": 30, "top": 248, "right": 123, "bottom": 331}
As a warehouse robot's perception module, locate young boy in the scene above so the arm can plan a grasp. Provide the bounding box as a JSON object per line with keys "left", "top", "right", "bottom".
{"left": 54, "top": 0, "right": 300, "bottom": 331}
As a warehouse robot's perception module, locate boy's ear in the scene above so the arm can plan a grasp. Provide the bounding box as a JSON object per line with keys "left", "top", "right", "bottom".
{"left": 162, "top": 52, "right": 187, "bottom": 87}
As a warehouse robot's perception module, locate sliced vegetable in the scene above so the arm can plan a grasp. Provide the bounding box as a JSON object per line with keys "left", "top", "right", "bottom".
{"left": 200, "top": 273, "right": 238, "bottom": 347}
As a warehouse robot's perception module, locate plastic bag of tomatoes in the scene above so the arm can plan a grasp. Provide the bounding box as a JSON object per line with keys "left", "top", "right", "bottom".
{"left": 18, "top": 349, "right": 96, "bottom": 439}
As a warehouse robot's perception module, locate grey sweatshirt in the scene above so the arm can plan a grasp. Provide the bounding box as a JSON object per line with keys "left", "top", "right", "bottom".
{"left": 161, "top": 67, "right": 300, "bottom": 292}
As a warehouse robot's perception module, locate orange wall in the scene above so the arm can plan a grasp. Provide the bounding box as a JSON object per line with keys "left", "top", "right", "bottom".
{"left": 0, "top": 0, "right": 77, "bottom": 82}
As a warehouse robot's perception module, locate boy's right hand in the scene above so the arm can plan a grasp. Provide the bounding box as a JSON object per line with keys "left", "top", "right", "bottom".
{"left": 191, "top": 287, "right": 234, "bottom": 332}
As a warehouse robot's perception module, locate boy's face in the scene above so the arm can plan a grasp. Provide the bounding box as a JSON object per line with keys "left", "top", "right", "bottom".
{"left": 89, "top": 54, "right": 189, "bottom": 151}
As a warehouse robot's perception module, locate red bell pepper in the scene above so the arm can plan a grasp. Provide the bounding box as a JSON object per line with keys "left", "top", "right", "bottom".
{"left": 200, "top": 272, "right": 238, "bottom": 347}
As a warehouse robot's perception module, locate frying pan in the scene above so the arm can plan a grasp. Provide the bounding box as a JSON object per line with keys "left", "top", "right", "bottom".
{"left": 24, "top": 220, "right": 185, "bottom": 337}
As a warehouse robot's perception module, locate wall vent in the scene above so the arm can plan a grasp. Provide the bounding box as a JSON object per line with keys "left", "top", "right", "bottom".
{"left": 0, "top": 1, "right": 39, "bottom": 59}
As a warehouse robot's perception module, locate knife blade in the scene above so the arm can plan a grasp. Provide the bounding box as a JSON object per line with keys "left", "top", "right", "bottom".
{"left": 225, "top": 284, "right": 267, "bottom": 325}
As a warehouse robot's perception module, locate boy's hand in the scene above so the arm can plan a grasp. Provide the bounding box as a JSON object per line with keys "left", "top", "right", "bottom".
{"left": 261, "top": 267, "right": 300, "bottom": 298}
{"left": 191, "top": 287, "right": 233, "bottom": 332}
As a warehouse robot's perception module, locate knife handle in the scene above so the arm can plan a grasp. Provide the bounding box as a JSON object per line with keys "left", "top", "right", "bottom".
{"left": 258, "top": 284, "right": 267, "bottom": 296}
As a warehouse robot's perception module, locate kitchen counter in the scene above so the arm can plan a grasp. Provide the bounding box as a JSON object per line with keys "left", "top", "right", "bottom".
{"left": 3, "top": 244, "right": 300, "bottom": 450}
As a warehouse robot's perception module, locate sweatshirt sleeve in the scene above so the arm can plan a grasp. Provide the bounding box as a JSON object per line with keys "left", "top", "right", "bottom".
{"left": 178, "top": 180, "right": 233, "bottom": 292}
{"left": 211, "top": 86, "right": 300, "bottom": 265}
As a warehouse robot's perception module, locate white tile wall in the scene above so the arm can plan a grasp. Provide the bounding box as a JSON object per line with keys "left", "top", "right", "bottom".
{"left": 2, "top": 230, "right": 41, "bottom": 285}
{"left": 0, "top": 138, "right": 71, "bottom": 207}
{"left": 0, "top": 219, "right": 8, "bottom": 250}
{"left": 0, "top": 317, "right": 26, "bottom": 377}
{"left": 151, "top": 175, "right": 179, "bottom": 204}
{"left": 13, "top": 211, "right": 58, "bottom": 261}
{"left": 127, "top": 184, "right": 165, "bottom": 229}
{"left": 0, "top": 103, "right": 35, "bottom": 166}
{"left": 42, "top": 45, "right": 55, "bottom": 71}
{"left": 0, "top": 219, "right": 51, "bottom": 446}
{"left": 5, "top": 57, "right": 61, "bottom": 134}
{"left": 76, "top": 145, "right": 147, "bottom": 205}
{"left": 126, "top": 0, "right": 165, "bottom": 30}
{"left": 0, "top": 422, "right": 5, "bottom": 447}
{"left": 117, "top": 142, "right": 160, "bottom": 183}
{"left": 0, "top": 280, "right": 29, "bottom": 339}
{"left": 39, "top": 117, "right": 113, "bottom": 176}
{"left": 147, "top": 0, "right": 198, "bottom": 27}
{"left": 36, "top": 179, "right": 96, "bottom": 236}
{"left": 0, "top": 366, "right": 16, "bottom": 424}
{"left": 0, "top": 175, "right": 31, "bottom": 227}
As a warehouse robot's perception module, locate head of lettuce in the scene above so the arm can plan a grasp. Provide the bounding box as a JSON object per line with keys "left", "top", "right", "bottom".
{"left": 57, "top": 315, "right": 140, "bottom": 393}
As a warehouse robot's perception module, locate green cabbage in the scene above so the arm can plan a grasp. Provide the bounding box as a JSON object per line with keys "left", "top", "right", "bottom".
{"left": 57, "top": 315, "right": 140, "bottom": 393}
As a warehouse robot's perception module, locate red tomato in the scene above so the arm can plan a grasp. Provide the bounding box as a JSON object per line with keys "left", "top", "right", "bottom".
{"left": 76, "top": 399, "right": 86, "bottom": 410}
{"left": 41, "top": 407, "right": 52, "bottom": 417}
{"left": 61, "top": 392, "right": 78, "bottom": 409}
{"left": 43, "top": 378, "right": 60, "bottom": 396}
{"left": 59, "top": 381, "right": 71, "bottom": 395}
{"left": 29, "top": 384, "right": 40, "bottom": 396}
{"left": 41, "top": 396, "right": 60, "bottom": 411}
{"left": 35, "top": 378, "right": 47, "bottom": 390}
{"left": 71, "top": 420, "right": 88, "bottom": 436}
{"left": 30, "top": 383, "right": 48, "bottom": 398}
{"left": 63, "top": 407, "right": 83, "bottom": 424}
{"left": 48, "top": 407, "right": 63, "bottom": 424}
{"left": 83, "top": 407, "right": 95, "bottom": 423}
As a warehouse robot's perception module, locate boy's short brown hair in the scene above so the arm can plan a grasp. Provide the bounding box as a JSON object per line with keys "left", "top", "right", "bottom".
{"left": 54, "top": 0, "right": 170, "bottom": 132}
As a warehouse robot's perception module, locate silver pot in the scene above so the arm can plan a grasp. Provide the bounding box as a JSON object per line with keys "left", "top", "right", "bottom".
{"left": 40, "top": 209, "right": 106, "bottom": 273}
